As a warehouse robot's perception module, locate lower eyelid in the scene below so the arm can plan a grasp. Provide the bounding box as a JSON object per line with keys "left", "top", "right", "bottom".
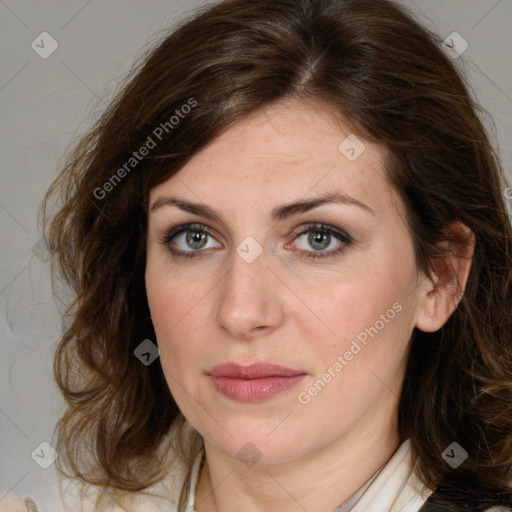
{"left": 171, "top": 230, "right": 220, "bottom": 252}
{"left": 288, "top": 235, "right": 350, "bottom": 259}
{"left": 163, "top": 223, "right": 352, "bottom": 258}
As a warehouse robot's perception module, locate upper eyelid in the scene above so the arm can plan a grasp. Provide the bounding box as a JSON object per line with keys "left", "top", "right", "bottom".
{"left": 162, "top": 221, "right": 352, "bottom": 247}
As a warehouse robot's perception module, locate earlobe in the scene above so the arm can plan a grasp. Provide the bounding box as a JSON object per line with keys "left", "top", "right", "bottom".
{"left": 414, "top": 221, "right": 475, "bottom": 333}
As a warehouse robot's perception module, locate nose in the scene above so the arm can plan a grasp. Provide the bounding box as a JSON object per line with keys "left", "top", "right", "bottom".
{"left": 215, "top": 245, "right": 285, "bottom": 341}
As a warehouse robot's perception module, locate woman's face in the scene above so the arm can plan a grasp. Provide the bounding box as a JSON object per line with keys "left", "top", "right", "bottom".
{"left": 145, "top": 99, "right": 428, "bottom": 465}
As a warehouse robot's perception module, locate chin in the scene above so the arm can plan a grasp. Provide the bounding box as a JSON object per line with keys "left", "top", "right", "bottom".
{"left": 202, "top": 421, "right": 313, "bottom": 467}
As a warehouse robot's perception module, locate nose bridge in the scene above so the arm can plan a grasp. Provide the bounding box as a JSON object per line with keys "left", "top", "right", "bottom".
{"left": 215, "top": 240, "right": 284, "bottom": 337}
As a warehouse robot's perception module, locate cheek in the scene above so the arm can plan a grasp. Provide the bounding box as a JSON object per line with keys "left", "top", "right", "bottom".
{"left": 296, "top": 282, "right": 410, "bottom": 420}
{"left": 312, "top": 276, "right": 397, "bottom": 338}
{"left": 145, "top": 264, "right": 216, "bottom": 378}
{"left": 146, "top": 275, "right": 185, "bottom": 364}
{"left": 146, "top": 261, "right": 208, "bottom": 331}
{"left": 145, "top": 284, "right": 201, "bottom": 406}
{"left": 304, "top": 263, "right": 413, "bottom": 378}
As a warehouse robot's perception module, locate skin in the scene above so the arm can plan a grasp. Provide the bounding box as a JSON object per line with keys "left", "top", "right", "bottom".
{"left": 145, "top": 98, "right": 474, "bottom": 512}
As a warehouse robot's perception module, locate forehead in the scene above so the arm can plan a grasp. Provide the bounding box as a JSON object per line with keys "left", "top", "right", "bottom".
{"left": 149, "top": 99, "right": 397, "bottom": 217}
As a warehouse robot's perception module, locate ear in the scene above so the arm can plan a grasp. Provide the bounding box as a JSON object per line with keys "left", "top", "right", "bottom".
{"left": 414, "top": 221, "right": 475, "bottom": 333}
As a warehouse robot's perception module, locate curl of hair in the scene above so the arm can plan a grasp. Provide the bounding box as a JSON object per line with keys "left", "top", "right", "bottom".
{"left": 41, "top": 0, "right": 512, "bottom": 505}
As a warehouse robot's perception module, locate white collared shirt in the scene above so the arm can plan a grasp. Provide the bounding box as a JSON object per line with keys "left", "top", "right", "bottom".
{"left": 182, "top": 439, "right": 433, "bottom": 512}
{"left": 15, "top": 437, "right": 512, "bottom": 512}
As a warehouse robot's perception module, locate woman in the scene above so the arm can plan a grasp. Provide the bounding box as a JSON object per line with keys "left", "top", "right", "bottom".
{"left": 5, "top": 0, "right": 512, "bottom": 510}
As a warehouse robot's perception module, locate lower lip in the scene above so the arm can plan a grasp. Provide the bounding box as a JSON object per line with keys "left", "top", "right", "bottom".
{"left": 210, "top": 375, "right": 306, "bottom": 402}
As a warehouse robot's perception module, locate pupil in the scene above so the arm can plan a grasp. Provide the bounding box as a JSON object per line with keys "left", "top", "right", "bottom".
{"left": 187, "top": 231, "right": 207, "bottom": 249}
{"left": 309, "top": 231, "right": 329, "bottom": 250}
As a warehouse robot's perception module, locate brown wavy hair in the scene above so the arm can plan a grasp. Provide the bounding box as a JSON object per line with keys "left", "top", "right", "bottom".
{"left": 41, "top": 0, "right": 512, "bottom": 507}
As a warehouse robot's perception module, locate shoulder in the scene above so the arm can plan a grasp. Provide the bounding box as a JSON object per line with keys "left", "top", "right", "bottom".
{"left": 419, "top": 472, "right": 512, "bottom": 512}
{"left": 421, "top": 507, "right": 512, "bottom": 512}
{"left": 2, "top": 421, "right": 195, "bottom": 512}
{"left": 52, "top": 463, "right": 186, "bottom": 512}
{"left": 0, "top": 450, "right": 187, "bottom": 512}
{"left": 0, "top": 491, "right": 38, "bottom": 512}
{"left": 54, "top": 441, "right": 189, "bottom": 512}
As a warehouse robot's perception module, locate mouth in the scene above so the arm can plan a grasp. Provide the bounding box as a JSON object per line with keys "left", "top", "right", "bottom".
{"left": 207, "top": 362, "right": 307, "bottom": 402}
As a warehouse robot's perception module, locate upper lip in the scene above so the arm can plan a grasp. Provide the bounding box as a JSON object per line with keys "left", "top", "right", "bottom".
{"left": 207, "top": 362, "right": 306, "bottom": 379}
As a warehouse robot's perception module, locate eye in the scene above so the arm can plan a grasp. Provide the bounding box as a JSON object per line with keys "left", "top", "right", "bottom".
{"left": 158, "top": 221, "right": 352, "bottom": 261}
{"left": 158, "top": 222, "right": 221, "bottom": 259}
{"left": 288, "top": 223, "right": 352, "bottom": 260}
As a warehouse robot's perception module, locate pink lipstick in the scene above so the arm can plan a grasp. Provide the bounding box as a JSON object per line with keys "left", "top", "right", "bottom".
{"left": 207, "top": 362, "right": 307, "bottom": 402}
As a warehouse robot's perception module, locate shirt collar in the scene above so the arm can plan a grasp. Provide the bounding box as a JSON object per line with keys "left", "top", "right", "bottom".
{"left": 184, "top": 439, "right": 433, "bottom": 512}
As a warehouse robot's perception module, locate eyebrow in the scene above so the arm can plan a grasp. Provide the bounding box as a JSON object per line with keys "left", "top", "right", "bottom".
{"left": 149, "top": 191, "right": 374, "bottom": 223}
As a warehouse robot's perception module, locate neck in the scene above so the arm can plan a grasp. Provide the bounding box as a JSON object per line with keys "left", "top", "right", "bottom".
{"left": 194, "top": 409, "right": 400, "bottom": 512}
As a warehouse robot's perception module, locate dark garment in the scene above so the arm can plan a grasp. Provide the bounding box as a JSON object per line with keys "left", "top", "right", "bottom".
{"left": 418, "top": 473, "right": 512, "bottom": 512}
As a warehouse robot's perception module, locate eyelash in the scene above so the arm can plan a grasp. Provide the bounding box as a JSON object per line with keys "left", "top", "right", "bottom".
{"left": 157, "top": 222, "right": 353, "bottom": 261}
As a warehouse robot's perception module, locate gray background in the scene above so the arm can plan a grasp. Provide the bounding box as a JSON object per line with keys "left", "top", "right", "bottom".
{"left": 1, "top": 1, "right": 511, "bottom": 510}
